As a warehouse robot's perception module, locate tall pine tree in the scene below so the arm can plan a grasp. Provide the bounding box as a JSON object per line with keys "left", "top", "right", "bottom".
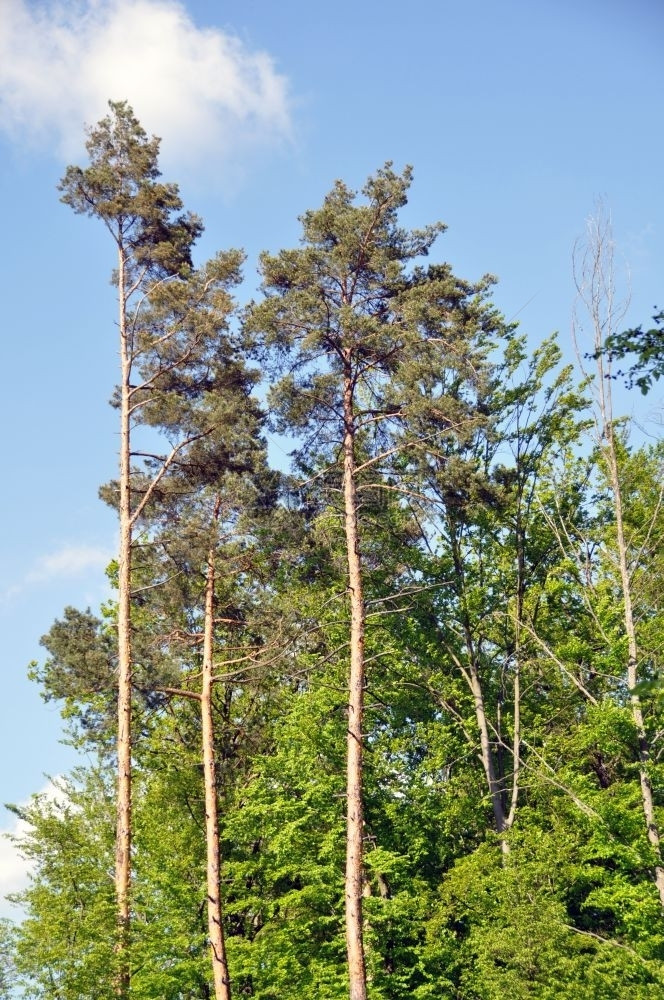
{"left": 246, "top": 164, "right": 505, "bottom": 998}
{"left": 59, "top": 100, "right": 206, "bottom": 993}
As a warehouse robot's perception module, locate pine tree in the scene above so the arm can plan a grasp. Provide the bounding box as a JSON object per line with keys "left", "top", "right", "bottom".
{"left": 247, "top": 164, "right": 505, "bottom": 997}
{"left": 58, "top": 100, "right": 204, "bottom": 994}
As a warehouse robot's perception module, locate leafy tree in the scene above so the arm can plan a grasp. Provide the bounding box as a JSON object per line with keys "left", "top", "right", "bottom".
{"left": 9, "top": 759, "right": 213, "bottom": 998}
{"left": 219, "top": 545, "right": 448, "bottom": 1000}
{"left": 600, "top": 308, "right": 664, "bottom": 394}
{"left": 9, "top": 772, "right": 118, "bottom": 999}
{"left": 0, "top": 919, "right": 17, "bottom": 998}
{"left": 16, "top": 158, "right": 664, "bottom": 1000}
{"left": 399, "top": 331, "right": 589, "bottom": 853}
{"left": 429, "top": 824, "right": 664, "bottom": 999}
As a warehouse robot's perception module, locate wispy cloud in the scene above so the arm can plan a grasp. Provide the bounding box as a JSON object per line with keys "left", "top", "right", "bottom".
{"left": 0, "top": 0, "right": 293, "bottom": 173}
{"left": 1, "top": 544, "right": 111, "bottom": 606}
{"left": 24, "top": 545, "right": 112, "bottom": 585}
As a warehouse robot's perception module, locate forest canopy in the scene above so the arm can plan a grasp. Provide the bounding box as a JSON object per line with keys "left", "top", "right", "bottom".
{"left": 5, "top": 103, "right": 664, "bottom": 1000}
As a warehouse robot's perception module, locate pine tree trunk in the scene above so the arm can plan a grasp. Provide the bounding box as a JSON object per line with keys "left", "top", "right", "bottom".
{"left": 201, "top": 499, "right": 232, "bottom": 1000}
{"left": 342, "top": 371, "right": 368, "bottom": 1000}
{"left": 115, "top": 245, "right": 132, "bottom": 997}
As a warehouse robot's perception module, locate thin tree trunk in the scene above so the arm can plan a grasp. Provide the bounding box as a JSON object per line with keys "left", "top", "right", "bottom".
{"left": 502, "top": 514, "right": 524, "bottom": 855}
{"left": 342, "top": 370, "right": 368, "bottom": 1000}
{"left": 115, "top": 244, "right": 132, "bottom": 996}
{"left": 201, "top": 497, "right": 232, "bottom": 1000}
{"left": 466, "top": 661, "right": 508, "bottom": 841}
{"left": 450, "top": 531, "right": 508, "bottom": 843}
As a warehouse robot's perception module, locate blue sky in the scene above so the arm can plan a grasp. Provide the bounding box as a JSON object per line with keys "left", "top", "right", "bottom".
{"left": 0, "top": 0, "right": 662, "bottom": 915}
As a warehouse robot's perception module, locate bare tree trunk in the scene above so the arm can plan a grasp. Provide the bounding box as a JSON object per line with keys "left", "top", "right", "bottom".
{"left": 115, "top": 245, "right": 132, "bottom": 996}
{"left": 201, "top": 498, "right": 232, "bottom": 1000}
{"left": 466, "top": 661, "right": 508, "bottom": 843}
{"left": 342, "top": 370, "right": 368, "bottom": 1000}
{"left": 575, "top": 211, "right": 664, "bottom": 906}
{"left": 449, "top": 532, "right": 508, "bottom": 845}
{"left": 502, "top": 512, "right": 525, "bottom": 853}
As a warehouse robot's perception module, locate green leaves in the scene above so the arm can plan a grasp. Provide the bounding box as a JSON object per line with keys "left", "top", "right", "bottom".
{"left": 13, "top": 140, "right": 664, "bottom": 997}
{"left": 599, "top": 308, "right": 664, "bottom": 394}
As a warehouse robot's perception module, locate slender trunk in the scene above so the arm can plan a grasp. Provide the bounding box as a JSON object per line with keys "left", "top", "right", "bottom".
{"left": 115, "top": 244, "right": 132, "bottom": 996}
{"left": 450, "top": 531, "right": 507, "bottom": 842}
{"left": 342, "top": 370, "right": 368, "bottom": 1000}
{"left": 467, "top": 661, "right": 508, "bottom": 840}
{"left": 502, "top": 511, "right": 524, "bottom": 854}
{"left": 504, "top": 658, "right": 520, "bottom": 849}
{"left": 201, "top": 498, "right": 232, "bottom": 1000}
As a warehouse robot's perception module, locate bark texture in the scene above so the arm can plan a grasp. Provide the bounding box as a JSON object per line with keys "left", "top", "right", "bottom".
{"left": 115, "top": 245, "right": 132, "bottom": 996}
{"left": 201, "top": 501, "right": 232, "bottom": 1000}
{"left": 342, "top": 371, "right": 368, "bottom": 1000}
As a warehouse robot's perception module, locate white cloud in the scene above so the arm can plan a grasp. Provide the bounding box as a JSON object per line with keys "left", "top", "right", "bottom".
{"left": 0, "top": 0, "right": 293, "bottom": 172}
{"left": 0, "top": 780, "right": 66, "bottom": 920}
{"left": 24, "top": 545, "right": 112, "bottom": 585}
{"left": 1, "top": 544, "right": 111, "bottom": 606}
